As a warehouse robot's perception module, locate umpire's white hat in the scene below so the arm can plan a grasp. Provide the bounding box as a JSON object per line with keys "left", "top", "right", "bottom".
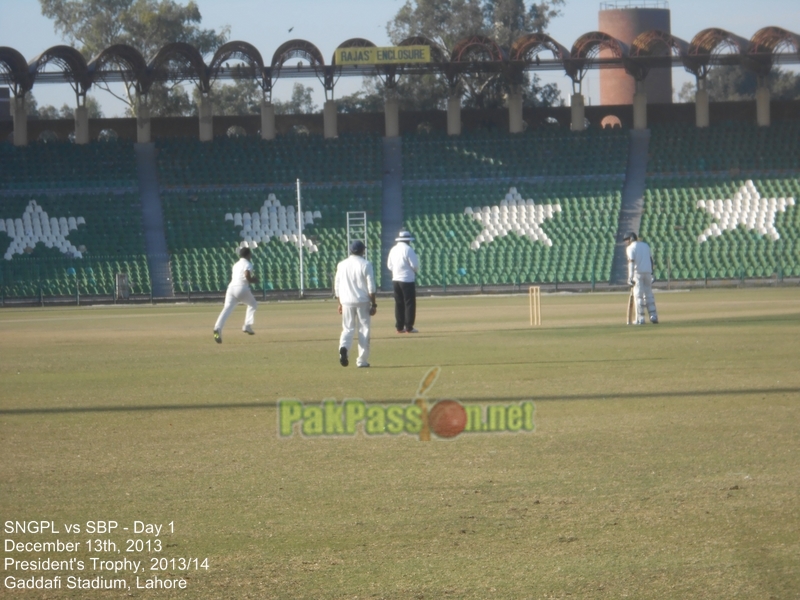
{"left": 395, "top": 230, "right": 415, "bottom": 242}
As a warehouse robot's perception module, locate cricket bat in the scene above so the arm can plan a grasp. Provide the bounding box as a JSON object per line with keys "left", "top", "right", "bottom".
{"left": 626, "top": 289, "right": 635, "bottom": 325}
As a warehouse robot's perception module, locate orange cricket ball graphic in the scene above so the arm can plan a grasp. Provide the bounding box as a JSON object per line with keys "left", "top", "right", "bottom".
{"left": 414, "top": 367, "right": 468, "bottom": 440}
{"left": 428, "top": 400, "right": 467, "bottom": 438}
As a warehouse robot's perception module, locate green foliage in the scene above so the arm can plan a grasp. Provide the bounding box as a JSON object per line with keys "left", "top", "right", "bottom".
{"left": 677, "top": 66, "right": 800, "bottom": 103}
{"left": 274, "top": 83, "right": 318, "bottom": 115}
{"left": 39, "top": 0, "right": 229, "bottom": 116}
{"left": 352, "top": 0, "right": 567, "bottom": 111}
{"left": 25, "top": 92, "right": 104, "bottom": 119}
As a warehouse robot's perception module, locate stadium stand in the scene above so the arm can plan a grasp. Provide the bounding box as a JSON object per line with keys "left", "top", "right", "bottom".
{"left": 403, "top": 128, "right": 628, "bottom": 180}
{"left": 646, "top": 122, "right": 800, "bottom": 175}
{"left": 155, "top": 135, "right": 384, "bottom": 293}
{"left": 155, "top": 134, "right": 384, "bottom": 186}
{"left": 0, "top": 191, "right": 149, "bottom": 297}
{"left": 161, "top": 186, "right": 382, "bottom": 293}
{"left": 3, "top": 118, "right": 798, "bottom": 300}
{"left": 402, "top": 129, "right": 629, "bottom": 286}
{"left": 0, "top": 140, "right": 138, "bottom": 190}
{"left": 640, "top": 123, "right": 800, "bottom": 281}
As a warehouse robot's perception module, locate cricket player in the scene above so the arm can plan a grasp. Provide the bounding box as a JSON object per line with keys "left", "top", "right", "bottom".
{"left": 386, "top": 229, "right": 420, "bottom": 333}
{"left": 334, "top": 240, "right": 377, "bottom": 368}
{"left": 624, "top": 232, "right": 659, "bottom": 325}
{"left": 213, "top": 246, "right": 258, "bottom": 343}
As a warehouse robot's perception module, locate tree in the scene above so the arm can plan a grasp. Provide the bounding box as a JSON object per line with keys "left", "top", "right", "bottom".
{"left": 376, "top": 0, "right": 565, "bottom": 111}
{"left": 26, "top": 92, "right": 104, "bottom": 119}
{"left": 210, "top": 79, "right": 262, "bottom": 116}
{"left": 39, "top": 0, "right": 229, "bottom": 116}
{"left": 677, "top": 66, "right": 800, "bottom": 103}
{"left": 273, "top": 84, "right": 318, "bottom": 115}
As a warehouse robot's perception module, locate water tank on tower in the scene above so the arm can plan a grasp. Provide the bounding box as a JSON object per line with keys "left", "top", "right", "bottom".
{"left": 599, "top": 1, "right": 672, "bottom": 105}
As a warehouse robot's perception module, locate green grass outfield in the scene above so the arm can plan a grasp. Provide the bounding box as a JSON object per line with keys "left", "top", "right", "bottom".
{"left": 1, "top": 288, "right": 799, "bottom": 599}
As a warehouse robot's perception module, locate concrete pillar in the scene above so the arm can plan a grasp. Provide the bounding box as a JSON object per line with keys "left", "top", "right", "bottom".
{"left": 260, "top": 100, "right": 275, "bottom": 140}
{"left": 508, "top": 88, "right": 523, "bottom": 134}
{"left": 198, "top": 95, "right": 213, "bottom": 142}
{"left": 384, "top": 96, "right": 399, "bottom": 138}
{"left": 136, "top": 100, "right": 151, "bottom": 143}
{"left": 756, "top": 85, "right": 770, "bottom": 127}
{"left": 570, "top": 93, "right": 585, "bottom": 132}
{"left": 447, "top": 94, "right": 461, "bottom": 136}
{"left": 633, "top": 80, "right": 647, "bottom": 130}
{"left": 74, "top": 105, "right": 90, "bottom": 144}
{"left": 323, "top": 99, "right": 338, "bottom": 139}
{"left": 12, "top": 95, "right": 27, "bottom": 146}
{"left": 695, "top": 88, "right": 709, "bottom": 128}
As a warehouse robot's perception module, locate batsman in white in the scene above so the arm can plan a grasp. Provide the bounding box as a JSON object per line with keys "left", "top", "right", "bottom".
{"left": 334, "top": 240, "right": 377, "bottom": 368}
{"left": 624, "top": 232, "right": 659, "bottom": 325}
{"left": 213, "top": 246, "right": 259, "bottom": 343}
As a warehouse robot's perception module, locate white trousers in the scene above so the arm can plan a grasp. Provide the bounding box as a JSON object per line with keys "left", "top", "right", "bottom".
{"left": 214, "top": 284, "right": 257, "bottom": 331}
{"left": 633, "top": 273, "right": 658, "bottom": 323}
{"left": 339, "top": 303, "right": 371, "bottom": 366}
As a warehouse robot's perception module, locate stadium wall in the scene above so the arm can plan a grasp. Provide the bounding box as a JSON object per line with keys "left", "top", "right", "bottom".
{"left": 2, "top": 101, "right": 798, "bottom": 143}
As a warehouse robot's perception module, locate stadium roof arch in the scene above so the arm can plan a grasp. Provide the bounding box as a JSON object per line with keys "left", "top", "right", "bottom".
{"left": 2, "top": 28, "right": 799, "bottom": 104}
{"left": 209, "top": 41, "right": 267, "bottom": 93}
{"left": 0, "top": 46, "right": 33, "bottom": 95}
{"left": 149, "top": 42, "right": 210, "bottom": 94}
{"left": 508, "top": 34, "right": 569, "bottom": 85}
{"left": 628, "top": 30, "right": 688, "bottom": 81}
{"left": 446, "top": 35, "right": 506, "bottom": 92}
{"left": 745, "top": 27, "right": 800, "bottom": 75}
{"left": 685, "top": 28, "right": 749, "bottom": 79}
{"left": 270, "top": 39, "right": 327, "bottom": 95}
{"left": 566, "top": 32, "right": 627, "bottom": 90}
{"left": 87, "top": 44, "right": 148, "bottom": 96}
{"left": 30, "top": 45, "right": 92, "bottom": 101}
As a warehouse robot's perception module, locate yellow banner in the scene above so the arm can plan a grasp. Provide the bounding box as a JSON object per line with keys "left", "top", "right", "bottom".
{"left": 336, "top": 45, "right": 431, "bottom": 65}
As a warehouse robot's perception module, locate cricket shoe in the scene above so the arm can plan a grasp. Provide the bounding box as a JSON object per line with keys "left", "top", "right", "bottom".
{"left": 213, "top": 329, "right": 222, "bottom": 343}
{"left": 650, "top": 317, "right": 659, "bottom": 324}
{"left": 243, "top": 325, "right": 255, "bottom": 335}
{"left": 406, "top": 327, "right": 419, "bottom": 333}
{"left": 339, "top": 347, "right": 349, "bottom": 367}
{"left": 357, "top": 363, "right": 370, "bottom": 368}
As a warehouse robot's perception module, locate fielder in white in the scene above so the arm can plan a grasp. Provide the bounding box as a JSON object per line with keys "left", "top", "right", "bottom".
{"left": 624, "top": 232, "right": 659, "bottom": 325}
{"left": 213, "top": 246, "right": 259, "bottom": 343}
{"left": 334, "top": 241, "right": 377, "bottom": 368}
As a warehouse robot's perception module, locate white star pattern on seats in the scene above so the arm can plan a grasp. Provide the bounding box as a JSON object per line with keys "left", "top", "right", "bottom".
{"left": 1, "top": 200, "right": 86, "bottom": 260}
{"left": 464, "top": 187, "right": 561, "bottom": 249}
{"left": 225, "top": 193, "right": 321, "bottom": 252}
{"left": 696, "top": 180, "right": 795, "bottom": 243}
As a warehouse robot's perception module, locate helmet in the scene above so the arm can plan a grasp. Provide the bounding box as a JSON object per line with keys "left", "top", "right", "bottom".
{"left": 349, "top": 240, "right": 366, "bottom": 255}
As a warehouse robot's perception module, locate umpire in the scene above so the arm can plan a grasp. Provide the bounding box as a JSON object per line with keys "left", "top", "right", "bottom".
{"left": 387, "top": 230, "right": 420, "bottom": 334}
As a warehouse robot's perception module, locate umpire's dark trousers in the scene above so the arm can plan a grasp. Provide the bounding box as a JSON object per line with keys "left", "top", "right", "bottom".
{"left": 393, "top": 281, "right": 416, "bottom": 332}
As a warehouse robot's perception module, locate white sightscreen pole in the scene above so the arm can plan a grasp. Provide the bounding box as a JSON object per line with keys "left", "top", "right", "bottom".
{"left": 297, "top": 178, "right": 304, "bottom": 298}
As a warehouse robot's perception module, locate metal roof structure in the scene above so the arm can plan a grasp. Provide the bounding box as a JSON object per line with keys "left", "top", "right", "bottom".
{"left": 1, "top": 27, "right": 798, "bottom": 99}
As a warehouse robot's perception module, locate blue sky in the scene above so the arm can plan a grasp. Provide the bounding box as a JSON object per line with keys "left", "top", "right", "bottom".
{"left": 1, "top": 0, "right": 798, "bottom": 115}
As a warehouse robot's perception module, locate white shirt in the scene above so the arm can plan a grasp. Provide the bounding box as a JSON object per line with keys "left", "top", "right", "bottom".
{"left": 626, "top": 240, "right": 653, "bottom": 275}
{"left": 230, "top": 257, "right": 254, "bottom": 287}
{"left": 335, "top": 255, "right": 376, "bottom": 305}
{"left": 387, "top": 242, "right": 420, "bottom": 282}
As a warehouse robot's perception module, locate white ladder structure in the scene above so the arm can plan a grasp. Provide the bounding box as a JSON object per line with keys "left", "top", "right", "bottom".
{"left": 346, "top": 211, "right": 368, "bottom": 259}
